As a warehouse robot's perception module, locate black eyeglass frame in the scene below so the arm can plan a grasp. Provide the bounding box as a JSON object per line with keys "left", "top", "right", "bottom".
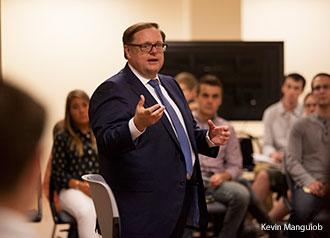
{"left": 127, "top": 43, "right": 168, "bottom": 53}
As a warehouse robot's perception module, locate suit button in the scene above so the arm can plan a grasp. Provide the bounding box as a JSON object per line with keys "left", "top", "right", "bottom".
{"left": 180, "top": 181, "right": 186, "bottom": 186}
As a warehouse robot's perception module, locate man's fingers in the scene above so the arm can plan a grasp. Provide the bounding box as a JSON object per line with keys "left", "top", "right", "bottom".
{"left": 146, "top": 103, "right": 162, "bottom": 113}
{"left": 151, "top": 106, "right": 165, "bottom": 117}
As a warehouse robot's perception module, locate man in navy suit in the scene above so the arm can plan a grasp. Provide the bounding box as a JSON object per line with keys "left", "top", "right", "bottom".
{"left": 89, "top": 22, "right": 230, "bottom": 238}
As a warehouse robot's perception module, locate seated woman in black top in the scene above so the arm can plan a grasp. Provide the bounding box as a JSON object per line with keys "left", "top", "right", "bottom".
{"left": 52, "top": 90, "right": 99, "bottom": 238}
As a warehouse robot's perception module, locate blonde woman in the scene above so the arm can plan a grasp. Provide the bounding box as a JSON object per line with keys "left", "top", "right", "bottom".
{"left": 51, "top": 90, "right": 99, "bottom": 238}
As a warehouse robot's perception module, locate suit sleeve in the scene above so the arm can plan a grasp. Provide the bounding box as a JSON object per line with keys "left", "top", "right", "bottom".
{"left": 89, "top": 80, "right": 136, "bottom": 156}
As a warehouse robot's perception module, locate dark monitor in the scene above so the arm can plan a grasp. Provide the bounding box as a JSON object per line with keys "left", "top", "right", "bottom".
{"left": 160, "top": 41, "right": 284, "bottom": 120}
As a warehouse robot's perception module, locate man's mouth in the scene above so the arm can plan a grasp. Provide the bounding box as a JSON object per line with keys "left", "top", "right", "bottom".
{"left": 148, "top": 58, "right": 158, "bottom": 62}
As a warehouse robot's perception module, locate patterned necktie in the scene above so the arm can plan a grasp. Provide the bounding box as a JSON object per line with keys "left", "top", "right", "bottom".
{"left": 148, "top": 79, "right": 193, "bottom": 176}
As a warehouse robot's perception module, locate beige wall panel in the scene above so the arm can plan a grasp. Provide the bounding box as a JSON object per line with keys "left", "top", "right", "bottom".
{"left": 190, "top": 0, "right": 241, "bottom": 40}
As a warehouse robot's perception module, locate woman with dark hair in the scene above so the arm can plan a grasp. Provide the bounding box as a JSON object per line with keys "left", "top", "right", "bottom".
{"left": 51, "top": 90, "right": 99, "bottom": 238}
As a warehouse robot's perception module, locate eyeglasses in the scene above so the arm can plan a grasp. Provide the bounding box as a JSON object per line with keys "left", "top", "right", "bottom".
{"left": 128, "top": 43, "right": 168, "bottom": 53}
{"left": 313, "top": 84, "right": 330, "bottom": 92}
{"left": 304, "top": 103, "right": 316, "bottom": 108}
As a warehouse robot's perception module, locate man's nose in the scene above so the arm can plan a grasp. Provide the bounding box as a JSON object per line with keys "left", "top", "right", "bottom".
{"left": 149, "top": 45, "right": 158, "bottom": 54}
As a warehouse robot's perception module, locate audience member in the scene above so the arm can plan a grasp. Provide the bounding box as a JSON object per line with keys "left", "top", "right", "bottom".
{"left": 193, "top": 74, "right": 249, "bottom": 237}
{"left": 303, "top": 92, "right": 317, "bottom": 116}
{"left": 89, "top": 22, "right": 230, "bottom": 238}
{"left": 175, "top": 72, "right": 198, "bottom": 111}
{"left": 51, "top": 90, "right": 99, "bottom": 238}
{"left": 252, "top": 73, "right": 306, "bottom": 213}
{"left": 0, "top": 81, "right": 46, "bottom": 237}
{"left": 286, "top": 73, "right": 330, "bottom": 238}
{"left": 268, "top": 91, "right": 317, "bottom": 222}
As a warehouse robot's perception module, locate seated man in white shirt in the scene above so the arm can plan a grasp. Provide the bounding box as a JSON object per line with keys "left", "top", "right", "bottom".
{"left": 0, "top": 82, "right": 46, "bottom": 238}
{"left": 252, "top": 73, "right": 306, "bottom": 219}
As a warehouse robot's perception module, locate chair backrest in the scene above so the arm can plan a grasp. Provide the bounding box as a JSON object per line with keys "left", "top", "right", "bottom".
{"left": 239, "top": 137, "right": 255, "bottom": 171}
{"left": 82, "top": 174, "right": 121, "bottom": 238}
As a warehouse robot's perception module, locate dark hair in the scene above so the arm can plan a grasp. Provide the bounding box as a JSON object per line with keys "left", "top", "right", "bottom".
{"left": 122, "top": 22, "right": 166, "bottom": 59}
{"left": 311, "top": 73, "right": 330, "bottom": 90}
{"left": 0, "top": 82, "right": 46, "bottom": 194}
{"left": 197, "top": 74, "right": 223, "bottom": 95}
{"left": 174, "top": 72, "right": 198, "bottom": 91}
{"left": 283, "top": 73, "right": 306, "bottom": 89}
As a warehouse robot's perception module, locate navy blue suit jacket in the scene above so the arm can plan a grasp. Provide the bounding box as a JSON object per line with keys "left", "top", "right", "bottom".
{"left": 89, "top": 64, "right": 219, "bottom": 238}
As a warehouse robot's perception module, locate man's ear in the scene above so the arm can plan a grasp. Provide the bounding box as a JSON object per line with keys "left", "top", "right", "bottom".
{"left": 281, "top": 84, "right": 285, "bottom": 95}
{"left": 124, "top": 45, "right": 131, "bottom": 59}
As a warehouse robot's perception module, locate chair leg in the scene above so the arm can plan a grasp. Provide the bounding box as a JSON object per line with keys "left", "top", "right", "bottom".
{"left": 51, "top": 224, "right": 56, "bottom": 238}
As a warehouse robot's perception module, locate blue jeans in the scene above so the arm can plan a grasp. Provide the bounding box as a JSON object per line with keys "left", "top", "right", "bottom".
{"left": 206, "top": 181, "right": 250, "bottom": 238}
{"left": 287, "top": 187, "right": 322, "bottom": 238}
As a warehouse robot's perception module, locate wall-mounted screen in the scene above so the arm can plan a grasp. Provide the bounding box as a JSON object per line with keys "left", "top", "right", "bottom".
{"left": 160, "top": 41, "right": 284, "bottom": 120}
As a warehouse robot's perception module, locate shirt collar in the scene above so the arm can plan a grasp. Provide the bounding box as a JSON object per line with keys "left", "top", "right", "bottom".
{"left": 128, "top": 63, "right": 160, "bottom": 86}
{"left": 279, "top": 99, "right": 303, "bottom": 116}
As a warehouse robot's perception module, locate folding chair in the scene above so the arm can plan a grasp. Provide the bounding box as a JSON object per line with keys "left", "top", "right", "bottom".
{"left": 82, "top": 174, "right": 121, "bottom": 238}
{"left": 49, "top": 174, "right": 77, "bottom": 238}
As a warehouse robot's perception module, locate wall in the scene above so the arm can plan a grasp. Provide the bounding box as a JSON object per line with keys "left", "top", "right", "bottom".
{"left": 190, "top": 0, "right": 241, "bottom": 40}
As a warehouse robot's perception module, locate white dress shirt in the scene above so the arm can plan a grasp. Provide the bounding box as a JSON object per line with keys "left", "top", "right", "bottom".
{"left": 127, "top": 64, "right": 197, "bottom": 165}
{"left": 262, "top": 100, "right": 304, "bottom": 156}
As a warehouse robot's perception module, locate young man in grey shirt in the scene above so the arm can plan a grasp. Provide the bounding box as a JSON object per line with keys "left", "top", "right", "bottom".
{"left": 286, "top": 73, "right": 330, "bottom": 238}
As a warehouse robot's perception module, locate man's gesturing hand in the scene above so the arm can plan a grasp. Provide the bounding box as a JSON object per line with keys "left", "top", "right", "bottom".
{"left": 208, "top": 120, "right": 230, "bottom": 146}
{"left": 133, "top": 95, "right": 165, "bottom": 132}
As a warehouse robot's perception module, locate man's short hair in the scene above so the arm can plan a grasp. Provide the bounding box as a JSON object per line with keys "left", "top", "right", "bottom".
{"left": 197, "top": 74, "right": 223, "bottom": 95}
{"left": 122, "top": 22, "right": 166, "bottom": 59}
{"left": 311, "top": 73, "right": 330, "bottom": 90}
{"left": 174, "top": 72, "right": 198, "bottom": 91}
{"left": 283, "top": 73, "right": 306, "bottom": 89}
{"left": 0, "top": 81, "right": 46, "bottom": 194}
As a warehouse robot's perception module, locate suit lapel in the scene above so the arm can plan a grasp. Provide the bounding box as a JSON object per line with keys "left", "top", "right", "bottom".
{"left": 159, "top": 75, "right": 198, "bottom": 154}
{"left": 123, "top": 65, "right": 181, "bottom": 148}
